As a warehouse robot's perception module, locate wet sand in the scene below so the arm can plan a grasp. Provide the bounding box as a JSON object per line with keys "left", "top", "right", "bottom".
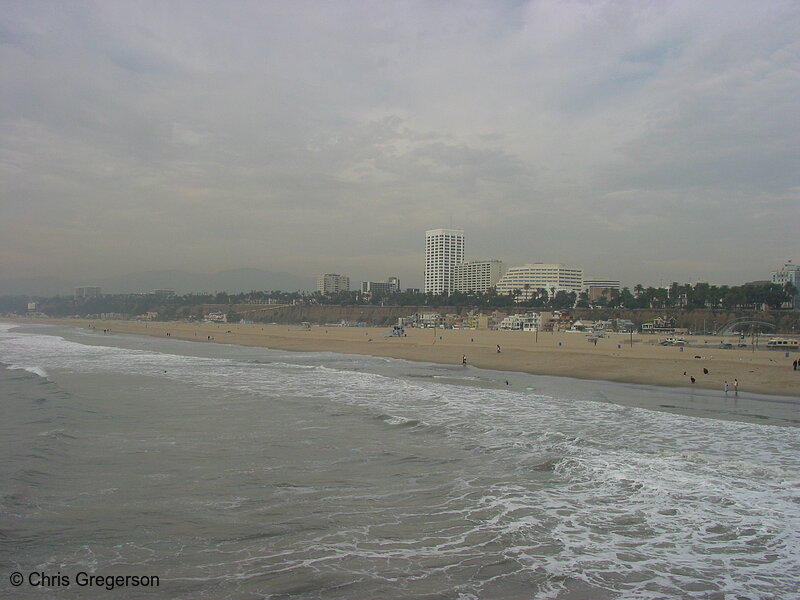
{"left": 16, "top": 318, "right": 799, "bottom": 398}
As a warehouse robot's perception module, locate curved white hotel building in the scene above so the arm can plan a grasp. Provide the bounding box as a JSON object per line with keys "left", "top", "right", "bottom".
{"left": 495, "top": 263, "right": 583, "bottom": 301}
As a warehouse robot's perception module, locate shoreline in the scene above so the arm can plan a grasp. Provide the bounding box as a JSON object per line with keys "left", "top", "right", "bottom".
{"left": 6, "top": 317, "right": 800, "bottom": 398}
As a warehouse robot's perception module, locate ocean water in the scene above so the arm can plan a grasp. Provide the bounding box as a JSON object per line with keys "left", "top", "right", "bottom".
{"left": 0, "top": 322, "right": 798, "bottom": 599}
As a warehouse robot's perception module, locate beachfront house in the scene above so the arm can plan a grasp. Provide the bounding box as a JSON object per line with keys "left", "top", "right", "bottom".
{"left": 567, "top": 319, "right": 595, "bottom": 332}
{"left": 463, "top": 313, "right": 490, "bottom": 330}
{"left": 412, "top": 312, "right": 445, "bottom": 328}
{"left": 499, "top": 312, "right": 541, "bottom": 331}
{"left": 612, "top": 318, "right": 635, "bottom": 333}
{"left": 444, "top": 314, "right": 466, "bottom": 329}
{"left": 205, "top": 311, "right": 227, "bottom": 323}
{"left": 641, "top": 316, "right": 676, "bottom": 334}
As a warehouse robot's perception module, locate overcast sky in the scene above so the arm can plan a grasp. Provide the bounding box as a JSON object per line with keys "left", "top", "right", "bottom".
{"left": 2, "top": 0, "right": 798, "bottom": 289}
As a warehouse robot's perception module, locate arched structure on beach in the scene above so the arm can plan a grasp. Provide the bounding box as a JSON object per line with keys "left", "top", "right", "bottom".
{"left": 716, "top": 318, "right": 776, "bottom": 336}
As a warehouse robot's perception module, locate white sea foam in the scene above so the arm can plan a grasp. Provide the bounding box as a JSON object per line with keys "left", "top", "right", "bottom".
{"left": 380, "top": 414, "right": 424, "bottom": 427}
{"left": 7, "top": 364, "right": 49, "bottom": 378}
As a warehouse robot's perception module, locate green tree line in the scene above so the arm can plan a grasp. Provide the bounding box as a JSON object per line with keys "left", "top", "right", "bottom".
{"left": 1, "top": 281, "right": 796, "bottom": 318}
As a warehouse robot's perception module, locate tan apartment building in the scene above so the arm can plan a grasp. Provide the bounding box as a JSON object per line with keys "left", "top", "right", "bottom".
{"left": 317, "top": 274, "right": 350, "bottom": 294}
{"left": 453, "top": 260, "right": 507, "bottom": 294}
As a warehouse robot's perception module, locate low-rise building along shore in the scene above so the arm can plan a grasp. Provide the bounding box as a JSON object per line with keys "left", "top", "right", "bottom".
{"left": 361, "top": 277, "right": 400, "bottom": 296}
{"left": 583, "top": 278, "right": 621, "bottom": 302}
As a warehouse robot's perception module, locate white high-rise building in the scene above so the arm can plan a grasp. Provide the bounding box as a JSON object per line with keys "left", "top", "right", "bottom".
{"left": 453, "top": 260, "right": 507, "bottom": 293}
{"left": 495, "top": 264, "right": 583, "bottom": 302}
{"left": 424, "top": 229, "right": 464, "bottom": 294}
{"left": 317, "top": 273, "right": 350, "bottom": 294}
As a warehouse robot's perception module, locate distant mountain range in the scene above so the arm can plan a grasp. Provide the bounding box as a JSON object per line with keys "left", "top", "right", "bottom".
{"left": 0, "top": 268, "right": 315, "bottom": 296}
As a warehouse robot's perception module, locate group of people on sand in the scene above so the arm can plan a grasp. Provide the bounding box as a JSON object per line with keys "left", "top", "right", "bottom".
{"left": 683, "top": 369, "right": 739, "bottom": 394}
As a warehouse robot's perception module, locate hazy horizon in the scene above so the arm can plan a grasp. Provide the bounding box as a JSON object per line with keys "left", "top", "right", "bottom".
{"left": 2, "top": 1, "right": 798, "bottom": 290}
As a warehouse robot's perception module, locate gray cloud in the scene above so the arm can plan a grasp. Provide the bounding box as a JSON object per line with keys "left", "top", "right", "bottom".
{"left": 1, "top": 0, "right": 798, "bottom": 290}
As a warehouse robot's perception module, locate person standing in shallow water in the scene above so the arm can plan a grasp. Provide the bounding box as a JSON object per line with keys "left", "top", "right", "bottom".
{"left": 724, "top": 381, "right": 729, "bottom": 394}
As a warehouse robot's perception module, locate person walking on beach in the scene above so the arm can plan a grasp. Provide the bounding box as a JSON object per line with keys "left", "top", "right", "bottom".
{"left": 724, "top": 381, "right": 729, "bottom": 394}
{"left": 496, "top": 345, "right": 501, "bottom": 353}
{"left": 734, "top": 378, "right": 739, "bottom": 394}
{"left": 793, "top": 359, "right": 798, "bottom": 371}
{"left": 462, "top": 354, "right": 467, "bottom": 366}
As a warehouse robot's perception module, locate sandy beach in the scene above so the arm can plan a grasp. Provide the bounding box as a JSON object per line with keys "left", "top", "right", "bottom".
{"left": 13, "top": 318, "right": 799, "bottom": 398}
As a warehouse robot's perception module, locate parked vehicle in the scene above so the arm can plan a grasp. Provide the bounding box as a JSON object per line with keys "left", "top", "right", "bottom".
{"left": 766, "top": 338, "right": 799, "bottom": 350}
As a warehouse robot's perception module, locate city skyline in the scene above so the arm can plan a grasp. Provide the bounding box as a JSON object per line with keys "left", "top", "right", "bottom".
{"left": 0, "top": 231, "right": 796, "bottom": 296}
{"left": 2, "top": 1, "right": 799, "bottom": 290}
